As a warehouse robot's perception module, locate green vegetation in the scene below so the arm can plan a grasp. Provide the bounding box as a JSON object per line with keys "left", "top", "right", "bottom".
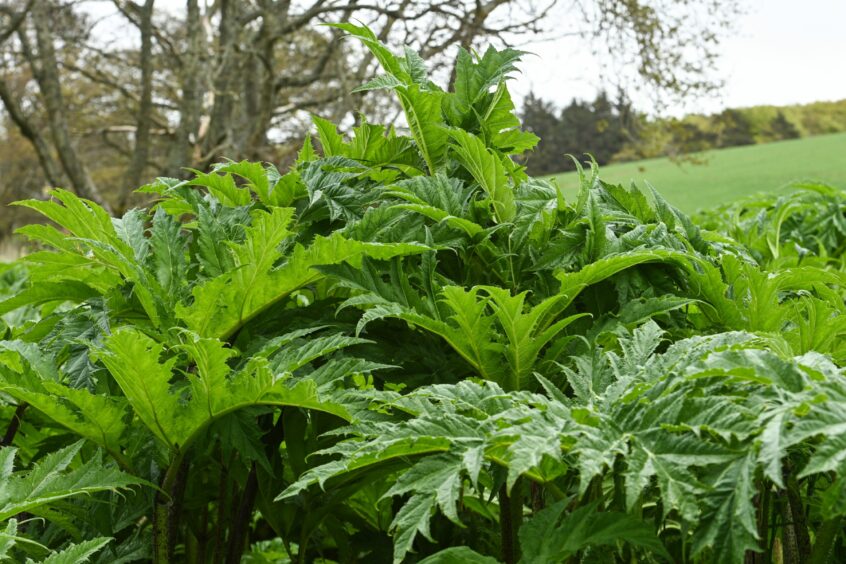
{"left": 1, "top": 25, "right": 846, "bottom": 564}
{"left": 550, "top": 132, "right": 846, "bottom": 213}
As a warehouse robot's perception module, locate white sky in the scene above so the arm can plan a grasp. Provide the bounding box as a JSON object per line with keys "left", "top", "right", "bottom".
{"left": 513, "top": 0, "right": 846, "bottom": 115}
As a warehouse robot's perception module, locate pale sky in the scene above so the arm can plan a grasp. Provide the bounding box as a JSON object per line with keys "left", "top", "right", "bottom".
{"left": 514, "top": 0, "right": 846, "bottom": 115}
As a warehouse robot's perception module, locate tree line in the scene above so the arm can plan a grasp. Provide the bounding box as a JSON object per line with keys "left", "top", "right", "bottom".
{"left": 520, "top": 93, "right": 846, "bottom": 176}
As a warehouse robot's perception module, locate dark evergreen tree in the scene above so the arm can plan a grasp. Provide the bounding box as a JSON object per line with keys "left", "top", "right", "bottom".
{"left": 769, "top": 111, "right": 801, "bottom": 140}
{"left": 590, "top": 91, "right": 629, "bottom": 164}
{"left": 520, "top": 91, "right": 565, "bottom": 175}
{"left": 521, "top": 90, "right": 637, "bottom": 175}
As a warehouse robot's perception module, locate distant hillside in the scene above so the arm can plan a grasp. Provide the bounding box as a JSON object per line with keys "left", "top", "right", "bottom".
{"left": 549, "top": 131, "right": 846, "bottom": 213}
{"left": 522, "top": 94, "right": 846, "bottom": 176}
{"left": 625, "top": 99, "right": 846, "bottom": 158}
{"left": 718, "top": 99, "right": 846, "bottom": 138}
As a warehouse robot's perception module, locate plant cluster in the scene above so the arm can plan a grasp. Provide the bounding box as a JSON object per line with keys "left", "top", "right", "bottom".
{"left": 1, "top": 24, "right": 846, "bottom": 564}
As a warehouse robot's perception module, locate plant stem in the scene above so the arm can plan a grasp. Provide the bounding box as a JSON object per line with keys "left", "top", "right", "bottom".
{"left": 809, "top": 518, "right": 842, "bottom": 564}
{"left": 785, "top": 469, "right": 812, "bottom": 560}
{"left": 225, "top": 413, "right": 285, "bottom": 563}
{"left": 225, "top": 463, "right": 259, "bottom": 564}
{"left": 758, "top": 482, "right": 771, "bottom": 564}
{"left": 499, "top": 479, "right": 523, "bottom": 564}
{"left": 1, "top": 403, "right": 27, "bottom": 446}
{"left": 530, "top": 482, "right": 544, "bottom": 513}
{"left": 153, "top": 451, "right": 189, "bottom": 563}
{"left": 212, "top": 449, "right": 233, "bottom": 564}
{"left": 780, "top": 492, "right": 801, "bottom": 564}
{"left": 197, "top": 503, "right": 209, "bottom": 564}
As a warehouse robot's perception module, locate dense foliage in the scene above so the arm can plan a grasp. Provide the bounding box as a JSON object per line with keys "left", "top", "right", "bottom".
{"left": 1, "top": 25, "right": 846, "bottom": 564}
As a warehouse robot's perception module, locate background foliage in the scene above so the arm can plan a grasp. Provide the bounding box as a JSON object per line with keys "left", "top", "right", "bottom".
{"left": 521, "top": 93, "right": 846, "bottom": 176}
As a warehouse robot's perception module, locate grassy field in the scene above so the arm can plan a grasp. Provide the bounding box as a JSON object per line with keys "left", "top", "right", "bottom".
{"left": 548, "top": 131, "right": 846, "bottom": 213}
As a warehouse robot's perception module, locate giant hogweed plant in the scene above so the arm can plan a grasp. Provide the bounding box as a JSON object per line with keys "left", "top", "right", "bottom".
{"left": 697, "top": 183, "right": 846, "bottom": 270}
{"left": 0, "top": 22, "right": 845, "bottom": 563}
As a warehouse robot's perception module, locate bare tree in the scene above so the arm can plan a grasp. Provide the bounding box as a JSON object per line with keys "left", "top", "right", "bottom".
{"left": 0, "top": 0, "right": 742, "bottom": 213}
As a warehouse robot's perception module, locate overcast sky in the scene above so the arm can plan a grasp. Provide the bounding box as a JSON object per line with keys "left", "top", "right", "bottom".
{"left": 513, "top": 0, "right": 846, "bottom": 115}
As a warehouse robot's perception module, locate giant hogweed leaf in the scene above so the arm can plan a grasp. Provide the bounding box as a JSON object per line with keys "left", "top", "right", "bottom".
{"left": 176, "top": 334, "right": 238, "bottom": 419}
{"left": 784, "top": 371, "right": 846, "bottom": 487}
{"left": 389, "top": 174, "right": 473, "bottom": 217}
{"left": 351, "top": 285, "right": 584, "bottom": 390}
{"left": 0, "top": 519, "right": 21, "bottom": 559}
{"left": 518, "top": 500, "right": 670, "bottom": 563}
{"left": 39, "top": 537, "right": 113, "bottom": 564}
{"left": 319, "top": 258, "right": 438, "bottom": 320}
{"left": 96, "top": 329, "right": 182, "bottom": 446}
{"left": 0, "top": 527, "right": 113, "bottom": 564}
{"left": 7, "top": 192, "right": 128, "bottom": 291}
{"left": 187, "top": 169, "right": 251, "bottom": 207}
{"left": 175, "top": 206, "right": 296, "bottom": 338}
{"left": 195, "top": 204, "right": 246, "bottom": 278}
{"left": 624, "top": 430, "right": 737, "bottom": 523}
{"left": 396, "top": 85, "right": 448, "bottom": 175}
{"left": 482, "top": 287, "right": 587, "bottom": 391}
{"left": 0, "top": 374, "right": 127, "bottom": 457}
{"left": 434, "top": 286, "right": 503, "bottom": 381}
{"left": 96, "top": 328, "right": 350, "bottom": 450}
{"left": 418, "top": 547, "right": 498, "bottom": 564}
{"left": 13, "top": 190, "right": 124, "bottom": 249}
{"left": 178, "top": 207, "right": 427, "bottom": 339}
{"left": 450, "top": 46, "right": 525, "bottom": 113}
{"left": 212, "top": 160, "right": 272, "bottom": 203}
{"left": 401, "top": 47, "right": 428, "bottom": 85}
{"left": 111, "top": 208, "right": 149, "bottom": 263}
{"left": 384, "top": 453, "right": 465, "bottom": 526}
{"left": 785, "top": 296, "right": 846, "bottom": 360}
{"left": 449, "top": 129, "right": 515, "bottom": 222}
{"left": 0, "top": 342, "right": 127, "bottom": 454}
{"left": 386, "top": 174, "right": 484, "bottom": 238}
{"left": 390, "top": 493, "right": 436, "bottom": 564}
{"left": 350, "top": 287, "right": 504, "bottom": 384}
{"left": 149, "top": 208, "right": 185, "bottom": 302}
{"left": 509, "top": 179, "right": 560, "bottom": 250}
{"left": 277, "top": 434, "right": 455, "bottom": 501}
{"left": 383, "top": 453, "right": 467, "bottom": 562}
{"left": 276, "top": 385, "right": 511, "bottom": 499}
{"left": 329, "top": 23, "right": 410, "bottom": 83}
{"left": 480, "top": 81, "right": 539, "bottom": 155}
{"left": 0, "top": 282, "right": 100, "bottom": 316}
{"left": 0, "top": 441, "right": 142, "bottom": 522}
{"left": 691, "top": 452, "right": 761, "bottom": 563}
{"left": 11, "top": 190, "right": 164, "bottom": 325}
{"left": 331, "top": 24, "right": 447, "bottom": 173}
{"left": 555, "top": 249, "right": 689, "bottom": 311}
{"left": 353, "top": 73, "right": 405, "bottom": 93}
{"left": 268, "top": 333, "right": 372, "bottom": 374}
{"left": 3, "top": 251, "right": 120, "bottom": 296}
{"left": 488, "top": 401, "right": 575, "bottom": 490}
{"left": 312, "top": 115, "right": 346, "bottom": 157}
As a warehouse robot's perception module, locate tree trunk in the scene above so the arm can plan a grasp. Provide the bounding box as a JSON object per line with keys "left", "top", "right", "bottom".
{"left": 29, "top": 0, "right": 109, "bottom": 209}
{"left": 0, "top": 78, "right": 63, "bottom": 188}
{"left": 122, "top": 0, "right": 156, "bottom": 208}
{"left": 165, "top": 0, "right": 204, "bottom": 177}
{"left": 200, "top": 0, "right": 240, "bottom": 169}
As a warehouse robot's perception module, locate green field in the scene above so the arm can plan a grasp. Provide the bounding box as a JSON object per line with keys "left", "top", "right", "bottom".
{"left": 549, "top": 131, "right": 846, "bottom": 213}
